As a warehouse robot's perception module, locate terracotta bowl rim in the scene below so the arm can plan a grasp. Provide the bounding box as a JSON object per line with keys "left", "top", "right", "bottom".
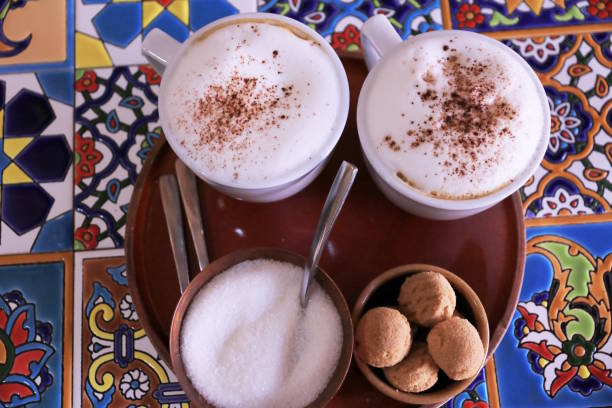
{"left": 352, "top": 263, "right": 490, "bottom": 406}
{"left": 169, "top": 247, "right": 354, "bottom": 408}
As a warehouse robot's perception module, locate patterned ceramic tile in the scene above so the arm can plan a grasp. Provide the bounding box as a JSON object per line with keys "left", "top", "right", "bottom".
{"left": 74, "top": 65, "right": 162, "bottom": 250}
{"left": 0, "top": 0, "right": 74, "bottom": 73}
{"left": 489, "top": 214, "right": 612, "bottom": 406}
{"left": 75, "top": 0, "right": 244, "bottom": 69}
{"left": 0, "top": 252, "right": 72, "bottom": 408}
{"left": 515, "top": 33, "right": 612, "bottom": 218}
{"left": 73, "top": 0, "right": 246, "bottom": 250}
{"left": 74, "top": 250, "right": 188, "bottom": 408}
{"left": 440, "top": 0, "right": 611, "bottom": 39}
{"left": 444, "top": 368, "right": 491, "bottom": 408}
{"left": 75, "top": 0, "right": 145, "bottom": 69}
{"left": 0, "top": 1, "right": 608, "bottom": 407}
{"left": 259, "top": 0, "right": 443, "bottom": 52}
{"left": 0, "top": 70, "right": 74, "bottom": 255}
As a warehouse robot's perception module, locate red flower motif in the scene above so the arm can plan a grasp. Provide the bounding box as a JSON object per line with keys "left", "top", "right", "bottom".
{"left": 331, "top": 24, "right": 361, "bottom": 52}
{"left": 463, "top": 400, "right": 489, "bottom": 408}
{"left": 75, "top": 132, "right": 103, "bottom": 185}
{"left": 461, "top": 388, "right": 489, "bottom": 408}
{"left": 139, "top": 65, "right": 161, "bottom": 85}
{"left": 456, "top": 4, "right": 485, "bottom": 29}
{"left": 587, "top": 0, "right": 611, "bottom": 18}
{"left": 75, "top": 225, "right": 100, "bottom": 250}
{"left": 0, "top": 294, "right": 55, "bottom": 407}
{"left": 75, "top": 71, "right": 99, "bottom": 93}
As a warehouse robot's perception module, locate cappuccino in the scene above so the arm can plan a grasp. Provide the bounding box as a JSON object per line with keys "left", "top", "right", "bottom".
{"left": 164, "top": 20, "right": 343, "bottom": 187}
{"left": 361, "top": 32, "right": 545, "bottom": 199}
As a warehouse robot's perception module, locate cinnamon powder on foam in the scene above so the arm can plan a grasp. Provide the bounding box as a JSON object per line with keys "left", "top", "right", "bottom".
{"left": 176, "top": 48, "right": 297, "bottom": 180}
{"left": 383, "top": 46, "right": 519, "bottom": 197}
{"left": 166, "top": 21, "right": 342, "bottom": 186}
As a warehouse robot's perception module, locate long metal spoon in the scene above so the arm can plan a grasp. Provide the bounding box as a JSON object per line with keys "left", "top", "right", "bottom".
{"left": 175, "top": 160, "right": 210, "bottom": 271}
{"left": 300, "top": 161, "right": 358, "bottom": 307}
{"left": 159, "top": 175, "right": 191, "bottom": 294}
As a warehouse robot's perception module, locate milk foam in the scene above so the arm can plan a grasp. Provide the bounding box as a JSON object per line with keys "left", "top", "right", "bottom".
{"left": 164, "top": 21, "right": 342, "bottom": 186}
{"left": 361, "top": 33, "right": 545, "bottom": 199}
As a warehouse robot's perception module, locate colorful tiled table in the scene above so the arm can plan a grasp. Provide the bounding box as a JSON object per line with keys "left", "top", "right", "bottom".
{"left": 0, "top": 0, "right": 609, "bottom": 407}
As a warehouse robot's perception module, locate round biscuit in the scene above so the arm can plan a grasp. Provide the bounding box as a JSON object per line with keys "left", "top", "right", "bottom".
{"left": 356, "top": 307, "right": 412, "bottom": 367}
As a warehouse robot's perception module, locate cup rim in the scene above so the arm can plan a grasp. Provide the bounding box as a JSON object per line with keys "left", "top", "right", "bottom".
{"left": 356, "top": 29, "right": 551, "bottom": 211}
{"left": 352, "top": 263, "right": 490, "bottom": 405}
{"left": 157, "top": 12, "right": 350, "bottom": 191}
{"left": 169, "top": 247, "right": 354, "bottom": 408}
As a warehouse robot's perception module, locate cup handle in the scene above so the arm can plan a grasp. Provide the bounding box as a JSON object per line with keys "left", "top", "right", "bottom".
{"left": 142, "top": 29, "right": 181, "bottom": 75}
{"left": 360, "top": 15, "right": 402, "bottom": 71}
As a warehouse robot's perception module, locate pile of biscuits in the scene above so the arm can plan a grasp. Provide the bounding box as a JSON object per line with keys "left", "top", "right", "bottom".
{"left": 355, "top": 271, "right": 485, "bottom": 393}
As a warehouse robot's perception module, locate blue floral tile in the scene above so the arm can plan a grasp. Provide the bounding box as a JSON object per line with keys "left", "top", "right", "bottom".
{"left": 542, "top": 86, "right": 592, "bottom": 164}
{"left": 0, "top": 256, "right": 70, "bottom": 408}
{"left": 74, "top": 66, "right": 162, "bottom": 250}
{"left": 492, "top": 215, "right": 612, "bottom": 406}
{"left": 442, "top": 0, "right": 611, "bottom": 37}
{"left": 0, "top": 70, "right": 74, "bottom": 255}
{"left": 258, "top": 0, "right": 443, "bottom": 52}
{"left": 514, "top": 34, "right": 612, "bottom": 218}
{"left": 504, "top": 35, "right": 577, "bottom": 73}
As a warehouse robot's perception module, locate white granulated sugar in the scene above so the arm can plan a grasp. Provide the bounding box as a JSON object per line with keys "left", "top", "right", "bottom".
{"left": 180, "top": 259, "right": 343, "bottom": 408}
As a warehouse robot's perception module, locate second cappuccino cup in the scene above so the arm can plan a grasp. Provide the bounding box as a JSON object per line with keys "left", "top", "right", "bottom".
{"left": 357, "top": 16, "right": 550, "bottom": 220}
{"left": 143, "top": 13, "right": 350, "bottom": 202}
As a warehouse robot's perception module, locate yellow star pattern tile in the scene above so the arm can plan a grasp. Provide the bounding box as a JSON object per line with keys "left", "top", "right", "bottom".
{"left": 143, "top": 2, "right": 165, "bottom": 27}
{"left": 3, "top": 162, "right": 32, "bottom": 184}
{"left": 75, "top": 33, "right": 113, "bottom": 69}
{"left": 168, "top": 1, "right": 189, "bottom": 26}
{"left": 3, "top": 137, "right": 33, "bottom": 160}
{"left": 1, "top": 136, "right": 34, "bottom": 184}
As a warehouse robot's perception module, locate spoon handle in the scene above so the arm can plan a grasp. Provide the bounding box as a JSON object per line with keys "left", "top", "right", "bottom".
{"left": 300, "top": 161, "right": 358, "bottom": 307}
{"left": 175, "top": 160, "right": 210, "bottom": 271}
{"left": 159, "top": 175, "right": 190, "bottom": 294}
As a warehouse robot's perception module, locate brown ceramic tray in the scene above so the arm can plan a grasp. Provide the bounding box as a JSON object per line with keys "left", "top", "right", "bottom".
{"left": 126, "top": 56, "right": 525, "bottom": 407}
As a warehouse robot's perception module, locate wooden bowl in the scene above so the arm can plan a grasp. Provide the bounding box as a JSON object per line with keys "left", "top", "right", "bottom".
{"left": 352, "top": 264, "right": 489, "bottom": 406}
{"left": 169, "top": 247, "right": 354, "bottom": 408}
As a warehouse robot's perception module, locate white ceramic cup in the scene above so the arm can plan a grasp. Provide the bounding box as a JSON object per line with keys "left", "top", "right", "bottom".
{"left": 357, "top": 15, "right": 550, "bottom": 220}
{"left": 142, "top": 13, "right": 350, "bottom": 202}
